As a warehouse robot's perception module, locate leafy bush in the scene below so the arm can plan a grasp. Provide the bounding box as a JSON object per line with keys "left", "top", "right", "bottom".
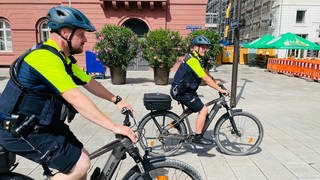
{"left": 94, "top": 25, "right": 139, "bottom": 71}
{"left": 184, "top": 28, "right": 221, "bottom": 69}
{"left": 141, "top": 29, "right": 183, "bottom": 71}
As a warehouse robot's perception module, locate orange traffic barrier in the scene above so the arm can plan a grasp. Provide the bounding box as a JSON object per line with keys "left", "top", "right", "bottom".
{"left": 313, "top": 62, "right": 320, "bottom": 81}
{"left": 267, "top": 58, "right": 320, "bottom": 82}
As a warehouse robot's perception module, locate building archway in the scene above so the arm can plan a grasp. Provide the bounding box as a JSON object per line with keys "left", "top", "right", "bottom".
{"left": 122, "top": 18, "right": 149, "bottom": 71}
{"left": 122, "top": 18, "right": 149, "bottom": 37}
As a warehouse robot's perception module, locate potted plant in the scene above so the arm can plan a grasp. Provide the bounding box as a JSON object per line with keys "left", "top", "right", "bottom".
{"left": 141, "top": 29, "right": 183, "bottom": 85}
{"left": 94, "top": 24, "right": 138, "bottom": 84}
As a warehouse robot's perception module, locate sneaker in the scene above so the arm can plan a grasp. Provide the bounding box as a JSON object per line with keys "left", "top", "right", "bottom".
{"left": 192, "top": 135, "right": 213, "bottom": 145}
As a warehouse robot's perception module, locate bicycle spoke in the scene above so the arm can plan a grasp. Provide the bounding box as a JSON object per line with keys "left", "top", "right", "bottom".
{"left": 138, "top": 112, "right": 187, "bottom": 156}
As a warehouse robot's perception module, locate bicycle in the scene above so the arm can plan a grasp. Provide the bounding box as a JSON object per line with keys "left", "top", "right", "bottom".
{"left": 138, "top": 84, "right": 264, "bottom": 157}
{"left": 0, "top": 109, "right": 203, "bottom": 180}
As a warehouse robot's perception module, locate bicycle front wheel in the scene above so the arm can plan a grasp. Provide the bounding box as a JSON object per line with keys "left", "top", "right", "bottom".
{"left": 137, "top": 111, "right": 187, "bottom": 157}
{"left": 123, "top": 158, "right": 203, "bottom": 180}
{"left": 214, "top": 111, "right": 264, "bottom": 156}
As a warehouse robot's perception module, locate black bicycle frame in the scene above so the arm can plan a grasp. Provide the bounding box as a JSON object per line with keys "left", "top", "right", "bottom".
{"left": 179, "top": 95, "right": 240, "bottom": 136}
{"left": 89, "top": 137, "right": 147, "bottom": 180}
{"left": 201, "top": 98, "right": 224, "bottom": 134}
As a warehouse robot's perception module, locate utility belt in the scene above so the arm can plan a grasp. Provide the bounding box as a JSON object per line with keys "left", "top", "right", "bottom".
{"left": 171, "top": 82, "right": 197, "bottom": 97}
{"left": 0, "top": 114, "right": 51, "bottom": 138}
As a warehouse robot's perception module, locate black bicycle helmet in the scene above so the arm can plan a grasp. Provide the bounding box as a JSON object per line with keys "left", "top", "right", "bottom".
{"left": 192, "top": 35, "right": 211, "bottom": 46}
{"left": 47, "top": 6, "right": 95, "bottom": 32}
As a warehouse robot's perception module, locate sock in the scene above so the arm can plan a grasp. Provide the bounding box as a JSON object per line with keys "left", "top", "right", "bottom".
{"left": 195, "top": 134, "right": 203, "bottom": 140}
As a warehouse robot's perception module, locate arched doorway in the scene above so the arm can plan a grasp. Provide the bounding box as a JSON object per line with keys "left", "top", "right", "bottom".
{"left": 122, "top": 18, "right": 149, "bottom": 37}
{"left": 122, "top": 18, "right": 149, "bottom": 70}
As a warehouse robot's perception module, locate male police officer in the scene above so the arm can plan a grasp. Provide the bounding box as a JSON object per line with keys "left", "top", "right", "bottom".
{"left": 171, "top": 35, "right": 228, "bottom": 145}
{"left": 0, "top": 6, "right": 137, "bottom": 180}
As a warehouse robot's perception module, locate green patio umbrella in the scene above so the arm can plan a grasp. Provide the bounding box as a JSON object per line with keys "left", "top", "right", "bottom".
{"left": 242, "top": 34, "right": 274, "bottom": 49}
{"left": 265, "top": 32, "right": 320, "bottom": 50}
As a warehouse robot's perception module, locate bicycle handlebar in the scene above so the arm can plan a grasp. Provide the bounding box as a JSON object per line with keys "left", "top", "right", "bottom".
{"left": 218, "top": 83, "right": 230, "bottom": 97}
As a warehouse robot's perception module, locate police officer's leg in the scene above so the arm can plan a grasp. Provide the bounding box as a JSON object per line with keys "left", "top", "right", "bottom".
{"left": 52, "top": 148, "right": 90, "bottom": 180}
{"left": 195, "top": 105, "right": 208, "bottom": 134}
{"left": 186, "top": 96, "right": 213, "bottom": 145}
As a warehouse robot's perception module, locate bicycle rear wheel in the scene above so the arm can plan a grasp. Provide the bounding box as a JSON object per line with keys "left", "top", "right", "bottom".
{"left": 0, "top": 172, "right": 33, "bottom": 180}
{"left": 137, "top": 111, "right": 187, "bottom": 157}
{"left": 123, "top": 158, "right": 203, "bottom": 180}
{"left": 214, "top": 111, "right": 264, "bottom": 156}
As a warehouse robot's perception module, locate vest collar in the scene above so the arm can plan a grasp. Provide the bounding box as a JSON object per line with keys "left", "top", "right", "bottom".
{"left": 44, "top": 39, "right": 70, "bottom": 63}
{"left": 44, "top": 39, "right": 61, "bottom": 52}
{"left": 191, "top": 51, "right": 201, "bottom": 61}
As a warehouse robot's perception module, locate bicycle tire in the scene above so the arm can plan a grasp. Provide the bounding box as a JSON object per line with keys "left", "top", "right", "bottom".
{"left": 137, "top": 111, "right": 187, "bottom": 157}
{"left": 123, "top": 158, "right": 203, "bottom": 180}
{"left": 214, "top": 111, "right": 264, "bottom": 156}
{"left": 0, "top": 172, "right": 34, "bottom": 180}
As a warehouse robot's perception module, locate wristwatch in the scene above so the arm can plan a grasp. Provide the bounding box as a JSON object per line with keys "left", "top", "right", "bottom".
{"left": 114, "top": 95, "right": 122, "bottom": 104}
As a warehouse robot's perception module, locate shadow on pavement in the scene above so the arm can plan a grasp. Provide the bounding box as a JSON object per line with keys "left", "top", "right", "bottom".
{"left": 126, "top": 77, "right": 154, "bottom": 84}
{"left": 235, "top": 78, "right": 253, "bottom": 106}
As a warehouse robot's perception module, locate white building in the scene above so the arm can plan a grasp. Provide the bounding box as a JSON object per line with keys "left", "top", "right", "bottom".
{"left": 269, "top": 0, "right": 320, "bottom": 57}
{"left": 271, "top": 0, "right": 320, "bottom": 44}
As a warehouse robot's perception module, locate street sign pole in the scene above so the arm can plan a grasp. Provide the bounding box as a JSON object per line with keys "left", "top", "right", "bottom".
{"left": 230, "top": 0, "right": 241, "bottom": 108}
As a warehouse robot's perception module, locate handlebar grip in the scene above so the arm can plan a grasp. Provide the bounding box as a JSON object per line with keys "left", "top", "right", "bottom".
{"left": 121, "top": 108, "right": 129, "bottom": 115}
{"left": 115, "top": 134, "right": 125, "bottom": 139}
{"left": 218, "top": 83, "right": 226, "bottom": 90}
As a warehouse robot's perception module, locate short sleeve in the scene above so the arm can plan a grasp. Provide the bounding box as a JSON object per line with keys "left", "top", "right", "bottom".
{"left": 186, "top": 58, "right": 206, "bottom": 78}
{"left": 24, "top": 49, "right": 78, "bottom": 94}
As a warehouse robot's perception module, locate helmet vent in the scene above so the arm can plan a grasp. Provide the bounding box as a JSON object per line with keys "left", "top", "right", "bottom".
{"left": 57, "top": 10, "right": 66, "bottom": 17}
{"left": 74, "top": 14, "right": 84, "bottom": 22}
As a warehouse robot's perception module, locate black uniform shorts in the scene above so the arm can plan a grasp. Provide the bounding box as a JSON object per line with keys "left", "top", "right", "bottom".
{"left": 0, "top": 123, "right": 83, "bottom": 174}
{"left": 171, "top": 92, "right": 204, "bottom": 112}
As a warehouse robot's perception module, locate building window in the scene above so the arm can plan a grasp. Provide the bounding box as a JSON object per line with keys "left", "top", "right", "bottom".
{"left": 296, "top": 34, "right": 307, "bottom": 39}
{"left": 39, "top": 20, "right": 50, "bottom": 42}
{"left": 0, "top": 19, "right": 12, "bottom": 52}
{"left": 296, "top": 10, "right": 305, "bottom": 24}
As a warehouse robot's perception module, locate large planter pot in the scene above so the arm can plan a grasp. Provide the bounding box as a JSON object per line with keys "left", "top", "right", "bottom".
{"left": 154, "top": 67, "right": 169, "bottom": 85}
{"left": 110, "top": 67, "right": 126, "bottom": 85}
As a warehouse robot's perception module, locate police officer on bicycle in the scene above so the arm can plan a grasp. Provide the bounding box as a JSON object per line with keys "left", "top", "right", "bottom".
{"left": 0, "top": 5, "right": 137, "bottom": 180}
{"left": 171, "top": 35, "right": 228, "bottom": 145}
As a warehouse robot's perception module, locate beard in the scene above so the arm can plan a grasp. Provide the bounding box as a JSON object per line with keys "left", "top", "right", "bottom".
{"left": 72, "top": 47, "right": 83, "bottom": 54}
{"left": 70, "top": 45, "right": 84, "bottom": 54}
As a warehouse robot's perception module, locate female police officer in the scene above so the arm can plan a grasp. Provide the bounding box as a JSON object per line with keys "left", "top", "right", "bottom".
{"left": 171, "top": 35, "right": 228, "bottom": 145}
{"left": 0, "top": 6, "right": 137, "bottom": 180}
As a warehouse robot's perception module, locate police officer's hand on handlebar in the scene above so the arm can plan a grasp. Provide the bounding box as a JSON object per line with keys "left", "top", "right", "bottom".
{"left": 218, "top": 84, "right": 230, "bottom": 96}
{"left": 113, "top": 124, "right": 137, "bottom": 143}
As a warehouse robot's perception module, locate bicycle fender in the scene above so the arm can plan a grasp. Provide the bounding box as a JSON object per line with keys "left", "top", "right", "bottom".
{"left": 145, "top": 156, "right": 167, "bottom": 164}
{"left": 213, "top": 109, "right": 242, "bottom": 135}
{"left": 138, "top": 110, "right": 176, "bottom": 128}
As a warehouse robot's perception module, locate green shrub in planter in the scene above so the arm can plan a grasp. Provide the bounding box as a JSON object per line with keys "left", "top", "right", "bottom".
{"left": 94, "top": 24, "right": 139, "bottom": 71}
{"left": 141, "top": 29, "right": 183, "bottom": 71}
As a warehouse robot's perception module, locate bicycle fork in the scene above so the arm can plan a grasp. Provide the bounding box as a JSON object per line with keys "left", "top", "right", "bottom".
{"left": 227, "top": 110, "right": 242, "bottom": 137}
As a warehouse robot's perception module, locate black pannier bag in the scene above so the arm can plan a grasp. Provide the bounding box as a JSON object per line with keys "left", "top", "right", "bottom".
{"left": 0, "top": 145, "right": 16, "bottom": 173}
{"left": 143, "top": 93, "right": 172, "bottom": 111}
